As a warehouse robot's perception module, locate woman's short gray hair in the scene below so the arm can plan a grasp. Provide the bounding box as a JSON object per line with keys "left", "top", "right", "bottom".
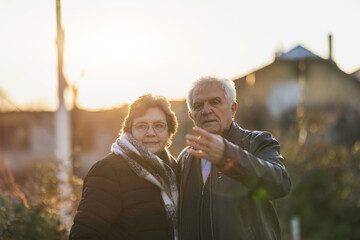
{"left": 187, "top": 76, "right": 236, "bottom": 112}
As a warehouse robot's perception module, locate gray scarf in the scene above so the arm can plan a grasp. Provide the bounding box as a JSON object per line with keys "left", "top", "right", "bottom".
{"left": 111, "top": 133, "right": 178, "bottom": 240}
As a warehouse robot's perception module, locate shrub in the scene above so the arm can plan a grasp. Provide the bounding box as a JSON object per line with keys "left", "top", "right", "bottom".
{"left": 0, "top": 193, "right": 65, "bottom": 240}
{"left": 0, "top": 158, "right": 83, "bottom": 239}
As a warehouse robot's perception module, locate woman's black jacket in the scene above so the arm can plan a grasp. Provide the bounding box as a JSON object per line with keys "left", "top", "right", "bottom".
{"left": 69, "top": 152, "right": 175, "bottom": 240}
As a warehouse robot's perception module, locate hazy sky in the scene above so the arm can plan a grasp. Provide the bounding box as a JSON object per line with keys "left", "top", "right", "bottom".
{"left": 1, "top": 0, "right": 359, "bottom": 110}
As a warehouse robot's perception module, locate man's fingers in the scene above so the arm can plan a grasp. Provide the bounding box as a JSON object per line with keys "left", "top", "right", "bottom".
{"left": 186, "top": 134, "right": 210, "bottom": 148}
{"left": 185, "top": 134, "right": 199, "bottom": 141}
{"left": 187, "top": 148, "right": 207, "bottom": 159}
{"left": 186, "top": 139, "right": 210, "bottom": 151}
{"left": 185, "top": 127, "right": 225, "bottom": 164}
{"left": 191, "top": 127, "right": 212, "bottom": 140}
{"left": 186, "top": 139, "right": 199, "bottom": 149}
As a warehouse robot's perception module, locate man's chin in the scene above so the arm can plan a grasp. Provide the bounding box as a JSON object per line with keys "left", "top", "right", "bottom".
{"left": 200, "top": 124, "right": 220, "bottom": 134}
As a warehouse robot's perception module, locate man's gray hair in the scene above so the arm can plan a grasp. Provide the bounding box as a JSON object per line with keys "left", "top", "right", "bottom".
{"left": 187, "top": 76, "right": 237, "bottom": 112}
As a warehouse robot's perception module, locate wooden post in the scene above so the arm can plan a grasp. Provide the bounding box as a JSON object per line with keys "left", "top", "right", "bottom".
{"left": 55, "top": 0, "right": 72, "bottom": 231}
{"left": 291, "top": 216, "right": 301, "bottom": 240}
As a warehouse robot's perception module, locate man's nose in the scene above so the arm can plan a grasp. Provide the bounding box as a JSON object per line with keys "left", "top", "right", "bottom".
{"left": 201, "top": 102, "right": 212, "bottom": 114}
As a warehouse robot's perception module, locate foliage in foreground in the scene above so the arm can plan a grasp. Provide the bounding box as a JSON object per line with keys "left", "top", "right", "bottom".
{"left": 0, "top": 158, "right": 83, "bottom": 240}
{"left": 0, "top": 193, "right": 65, "bottom": 240}
{"left": 275, "top": 111, "right": 360, "bottom": 240}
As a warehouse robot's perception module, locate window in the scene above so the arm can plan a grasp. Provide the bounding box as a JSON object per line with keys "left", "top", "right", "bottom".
{"left": 0, "top": 124, "right": 30, "bottom": 151}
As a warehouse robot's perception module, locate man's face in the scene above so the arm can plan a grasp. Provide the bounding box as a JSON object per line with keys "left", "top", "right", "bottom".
{"left": 189, "top": 83, "right": 237, "bottom": 135}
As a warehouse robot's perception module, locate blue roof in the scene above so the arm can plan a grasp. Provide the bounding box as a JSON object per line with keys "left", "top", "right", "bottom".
{"left": 278, "top": 45, "right": 322, "bottom": 60}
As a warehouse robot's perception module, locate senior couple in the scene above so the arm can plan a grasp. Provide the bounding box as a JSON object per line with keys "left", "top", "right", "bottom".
{"left": 69, "top": 76, "right": 291, "bottom": 240}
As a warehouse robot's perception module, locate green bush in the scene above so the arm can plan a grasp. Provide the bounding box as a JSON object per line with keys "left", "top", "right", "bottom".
{"left": 0, "top": 193, "right": 66, "bottom": 240}
{"left": 0, "top": 158, "right": 83, "bottom": 239}
{"left": 275, "top": 113, "right": 360, "bottom": 240}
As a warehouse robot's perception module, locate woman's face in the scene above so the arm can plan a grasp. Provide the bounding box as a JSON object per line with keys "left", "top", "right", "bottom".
{"left": 131, "top": 107, "right": 169, "bottom": 155}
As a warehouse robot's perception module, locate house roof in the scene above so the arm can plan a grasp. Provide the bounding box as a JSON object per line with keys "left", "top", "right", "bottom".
{"left": 351, "top": 69, "right": 360, "bottom": 82}
{"left": 277, "top": 45, "right": 322, "bottom": 60}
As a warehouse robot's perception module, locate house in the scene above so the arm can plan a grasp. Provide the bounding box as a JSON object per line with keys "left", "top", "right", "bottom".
{"left": 0, "top": 101, "right": 191, "bottom": 178}
{"left": 233, "top": 40, "right": 360, "bottom": 146}
{"left": 351, "top": 68, "right": 360, "bottom": 82}
{"left": 0, "top": 111, "right": 54, "bottom": 176}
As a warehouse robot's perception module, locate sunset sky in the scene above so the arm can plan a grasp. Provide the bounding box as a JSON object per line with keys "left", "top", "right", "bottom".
{"left": 0, "top": 0, "right": 359, "bottom": 111}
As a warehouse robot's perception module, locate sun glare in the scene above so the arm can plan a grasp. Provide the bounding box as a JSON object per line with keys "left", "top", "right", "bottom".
{"left": 62, "top": 13, "right": 181, "bottom": 110}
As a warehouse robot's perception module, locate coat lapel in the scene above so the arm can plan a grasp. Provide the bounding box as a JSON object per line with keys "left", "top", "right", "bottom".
{"left": 181, "top": 153, "right": 194, "bottom": 194}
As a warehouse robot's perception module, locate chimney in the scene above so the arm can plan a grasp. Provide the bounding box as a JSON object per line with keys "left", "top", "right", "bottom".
{"left": 328, "top": 34, "right": 333, "bottom": 60}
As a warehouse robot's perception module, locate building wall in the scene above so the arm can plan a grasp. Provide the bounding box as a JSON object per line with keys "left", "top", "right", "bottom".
{"left": 234, "top": 60, "right": 301, "bottom": 129}
{"left": 304, "top": 61, "right": 360, "bottom": 107}
{"left": 0, "top": 112, "right": 54, "bottom": 174}
{"left": 234, "top": 59, "right": 360, "bottom": 128}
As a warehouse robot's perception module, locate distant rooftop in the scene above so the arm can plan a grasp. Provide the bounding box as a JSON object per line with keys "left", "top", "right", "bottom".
{"left": 278, "top": 45, "right": 322, "bottom": 60}
{"left": 351, "top": 69, "right": 360, "bottom": 81}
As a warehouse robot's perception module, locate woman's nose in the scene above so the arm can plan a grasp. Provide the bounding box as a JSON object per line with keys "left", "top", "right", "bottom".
{"left": 145, "top": 126, "right": 156, "bottom": 135}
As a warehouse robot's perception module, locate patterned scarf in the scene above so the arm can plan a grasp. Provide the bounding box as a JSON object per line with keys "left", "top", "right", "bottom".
{"left": 111, "top": 133, "right": 178, "bottom": 240}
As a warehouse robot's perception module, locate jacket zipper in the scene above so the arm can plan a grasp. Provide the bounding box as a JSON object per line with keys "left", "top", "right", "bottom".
{"left": 199, "top": 162, "right": 206, "bottom": 239}
{"left": 201, "top": 184, "right": 205, "bottom": 195}
{"left": 178, "top": 160, "right": 185, "bottom": 240}
{"left": 210, "top": 165, "right": 215, "bottom": 240}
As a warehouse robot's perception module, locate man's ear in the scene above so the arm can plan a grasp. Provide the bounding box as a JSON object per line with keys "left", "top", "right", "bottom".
{"left": 231, "top": 102, "right": 238, "bottom": 117}
{"left": 188, "top": 111, "right": 194, "bottom": 120}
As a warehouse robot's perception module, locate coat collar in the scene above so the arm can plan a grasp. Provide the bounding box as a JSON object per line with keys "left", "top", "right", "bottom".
{"left": 222, "top": 121, "right": 239, "bottom": 140}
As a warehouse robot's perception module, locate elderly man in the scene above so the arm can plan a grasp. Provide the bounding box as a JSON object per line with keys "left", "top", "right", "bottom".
{"left": 178, "top": 76, "right": 291, "bottom": 240}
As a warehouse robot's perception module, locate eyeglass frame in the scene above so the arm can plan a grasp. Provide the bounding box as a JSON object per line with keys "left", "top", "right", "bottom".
{"left": 131, "top": 121, "right": 168, "bottom": 134}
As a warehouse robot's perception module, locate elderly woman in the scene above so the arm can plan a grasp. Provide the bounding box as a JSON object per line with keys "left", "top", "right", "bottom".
{"left": 69, "top": 94, "right": 178, "bottom": 240}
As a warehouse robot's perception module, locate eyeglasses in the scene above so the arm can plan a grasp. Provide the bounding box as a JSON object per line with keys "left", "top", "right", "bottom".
{"left": 132, "top": 122, "right": 168, "bottom": 133}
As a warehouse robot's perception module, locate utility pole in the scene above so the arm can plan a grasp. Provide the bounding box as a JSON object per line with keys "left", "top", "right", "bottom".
{"left": 55, "top": 0, "right": 72, "bottom": 231}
